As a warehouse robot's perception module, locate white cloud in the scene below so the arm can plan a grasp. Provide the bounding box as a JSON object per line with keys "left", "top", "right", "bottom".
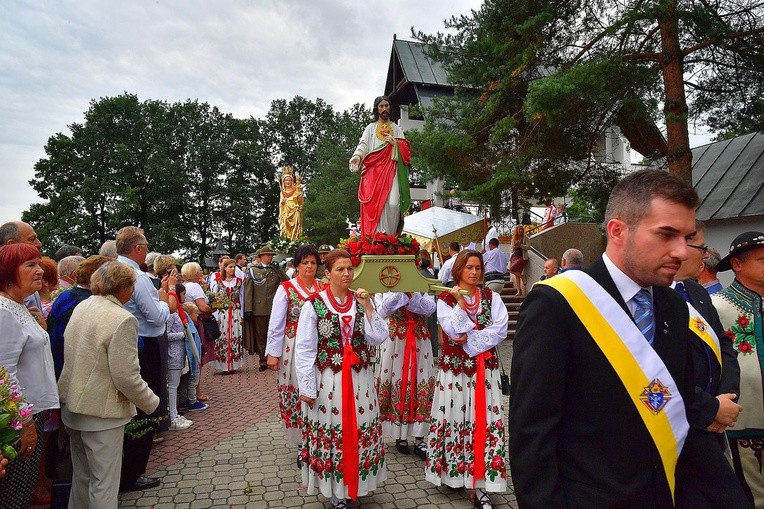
{"left": 0, "top": 0, "right": 482, "bottom": 224}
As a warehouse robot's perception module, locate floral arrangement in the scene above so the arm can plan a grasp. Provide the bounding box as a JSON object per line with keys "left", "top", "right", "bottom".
{"left": 124, "top": 416, "right": 165, "bottom": 440}
{"left": 201, "top": 279, "right": 231, "bottom": 310}
{"left": 0, "top": 366, "right": 32, "bottom": 461}
{"left": 338, "top": 233, "right": 421, "bottom": 267}
{"left": 269, "top": 235, "right": 311, "bottom": 256}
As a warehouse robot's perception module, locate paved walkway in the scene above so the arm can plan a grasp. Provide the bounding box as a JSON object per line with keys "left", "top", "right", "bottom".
{"left": 118, "top": 342, "right": 517, "bottom": 508}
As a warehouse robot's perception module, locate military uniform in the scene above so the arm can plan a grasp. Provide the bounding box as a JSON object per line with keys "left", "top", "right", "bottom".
{"left": 243, "top": 259, "right": 288, "bottom": 367}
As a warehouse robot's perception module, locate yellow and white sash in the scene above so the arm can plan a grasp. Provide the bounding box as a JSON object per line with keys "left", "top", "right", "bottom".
{"left": 687, "top": 302, "right": 722, "bottom": 368}
{"left": 540, "top": 271, "right": 689, "bottom": 501}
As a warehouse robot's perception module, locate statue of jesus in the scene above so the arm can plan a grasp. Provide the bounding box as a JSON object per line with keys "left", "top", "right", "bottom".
{"left": 349, "top": 96, "right": 412, "bottom": 236}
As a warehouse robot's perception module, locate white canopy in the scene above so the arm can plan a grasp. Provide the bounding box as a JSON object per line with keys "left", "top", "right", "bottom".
{"left": 402, "top": 206, "right": 484, "bottom": 255}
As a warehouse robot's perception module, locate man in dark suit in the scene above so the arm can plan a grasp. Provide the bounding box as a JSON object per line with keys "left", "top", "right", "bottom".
{"left": 672, "top": 222, "right": 741, "bottom": 434}
{"left": 510, "top": 170, "right": 749, "bottom": 508}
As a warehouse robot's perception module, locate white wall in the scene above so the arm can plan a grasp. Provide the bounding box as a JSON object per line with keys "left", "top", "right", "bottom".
{"left": 704, "top": 215, "right": 764, "bottom": 287}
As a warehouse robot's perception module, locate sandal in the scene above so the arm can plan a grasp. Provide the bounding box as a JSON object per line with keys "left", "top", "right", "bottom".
{"left": 414, "top": 439, "right": 427, "bottom": 460}
{"left": 396, "top": 439, "right": 410, "bottom": 454}
{"left": 473, "top": 490, "right": 493, "bottom": 509}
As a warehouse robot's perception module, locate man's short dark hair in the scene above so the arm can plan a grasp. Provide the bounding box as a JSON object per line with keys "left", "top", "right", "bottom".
{"left": 449, "top": 241, "right": 460, "bottom": 253}
{"left": 489, "top": 238, "right": 499, "bottom": 248}
{"left": 0, "top": 222, "right": 19, "bottom": 244}
{"left": 55, "top": 244, "right": 82, "bottom": 261}
{"left": 604, "top": 169, "right": 698, "bottom": 228}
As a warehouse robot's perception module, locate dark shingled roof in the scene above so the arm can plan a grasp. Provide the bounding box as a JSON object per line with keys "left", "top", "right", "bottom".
{"left": 693, "top": 132, "right": 764, "bottom": 221}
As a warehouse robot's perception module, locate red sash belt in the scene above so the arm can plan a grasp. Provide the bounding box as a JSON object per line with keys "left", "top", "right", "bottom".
{"left": 226, "top": 307, "right": 234, "bottom": 371}
{"left": 340, "top": 315, "right": 360, "bottom": 500}
{"left": 473, "top": 350, "right": 491, "bottom": 487}
{"left": 398, "top": 317, "right": 419, "bottom": 421}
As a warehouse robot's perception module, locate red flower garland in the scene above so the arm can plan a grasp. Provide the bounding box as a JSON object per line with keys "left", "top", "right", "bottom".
{"left": 339, "top": 233, "right": 421, "bottom": 267}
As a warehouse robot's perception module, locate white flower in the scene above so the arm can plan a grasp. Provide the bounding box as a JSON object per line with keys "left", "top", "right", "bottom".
{"left": 318, "top": 319, "right": 333, "bottom": 337}
{"left": 464, "top": 359, "right": 474, "bottom": 368}
{"left": 331, "top": 353, "right": 342, "bottom": 365}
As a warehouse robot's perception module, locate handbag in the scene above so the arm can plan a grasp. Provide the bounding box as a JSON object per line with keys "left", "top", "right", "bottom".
{"left": 509, "top": 252, "right": 526, "bottom": 273}
{"left": 498, "top": 351, "right": 510, "bottom": 396}
{"left": 201, "top": 314, "right": 221, "bottom": 341}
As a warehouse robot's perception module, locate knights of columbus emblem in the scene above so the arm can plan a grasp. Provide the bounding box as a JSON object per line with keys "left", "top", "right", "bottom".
{"left": 693, "top": 316, "right": 707, "bottom": 333}
{"left": 640, "top": 379, "right": 672, "bottom": 415}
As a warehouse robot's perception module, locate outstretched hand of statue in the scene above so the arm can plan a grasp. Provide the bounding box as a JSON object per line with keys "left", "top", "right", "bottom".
{"left": 349, "top": 155, "right": 361, "bottom": 173}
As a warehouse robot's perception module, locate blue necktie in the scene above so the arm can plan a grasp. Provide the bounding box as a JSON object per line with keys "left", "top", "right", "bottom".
{"left": 675, "top": 281, "right": 691, "bottom": 303}
{"left": 632, "top": 289, "right": 655, "bottom": 346}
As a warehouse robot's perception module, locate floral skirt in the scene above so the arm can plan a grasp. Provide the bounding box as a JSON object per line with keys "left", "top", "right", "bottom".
{"left": 376, "top": 335, "right": 435, "bottom": 439}
{"left": 277, "top": 332, "right": 302, "bottom": 445}
{"left": 424, "top": 367, "right": 507, "bottom": 492}
{"left": 213, "top": 307, "right": 243, "bottom": 372}
{"left": 301, "top": 366, "right": 387, "bottom": 499}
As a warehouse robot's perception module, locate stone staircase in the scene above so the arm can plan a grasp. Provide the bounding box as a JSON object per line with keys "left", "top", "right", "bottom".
{"left": 498, "top": 276, "right": 524, "bottom": 340}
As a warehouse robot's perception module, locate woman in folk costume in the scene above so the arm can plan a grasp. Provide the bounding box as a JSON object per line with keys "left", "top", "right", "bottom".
{"left": 265, "top": 244, "right": 321, "bottom": 463}
{"left": 209, "top": 258, "right": 244, "bottom": 374}
{"left": 375, "top": 291, "right": 436, "bottom": 458}
{"left": 294, "top": 249, "right": 389, "bottom": 509}
{"left": 425, "top": 249, "right": 509, "bottom": 509}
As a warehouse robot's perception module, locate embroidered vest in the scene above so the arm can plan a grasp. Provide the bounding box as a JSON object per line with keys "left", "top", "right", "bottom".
{"left": 283, "top": 281, "right": 309, "bottom": 339}
{"left": 438, "top": 288, "right": 498, "bottom": 376}
{"left": 222, "top": 277, "right": 241, "bottom": 306}
{"left": 310, "top": 294, "right": 372, "bottom": 374}
{"left": 389, "top": 308, "right": 429, "bottom": 340}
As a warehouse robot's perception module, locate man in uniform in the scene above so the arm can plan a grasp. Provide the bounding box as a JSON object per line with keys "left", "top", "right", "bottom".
{"left": 317, "top": 244, "right": 332, "bottom": 278}
{"left": 511, "top": 170, "right": 748, "bottom": 508}
{"left": 243, "top": 245, "right": 287, "bottom": 371}
{"left": 712, "top": 231, "right": 764, "bottom": 506}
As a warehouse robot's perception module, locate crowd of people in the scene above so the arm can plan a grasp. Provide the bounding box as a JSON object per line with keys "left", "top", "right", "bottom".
{"left": 1, "top": 167, "right": 763, "bottom": 508}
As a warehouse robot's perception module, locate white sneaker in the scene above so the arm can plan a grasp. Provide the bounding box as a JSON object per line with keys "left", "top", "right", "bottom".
{"left": 178, "top": 415, "right": 193, "bottom": 425}
{"left": 169, "top": 416, "right": 191, "bottom": 430}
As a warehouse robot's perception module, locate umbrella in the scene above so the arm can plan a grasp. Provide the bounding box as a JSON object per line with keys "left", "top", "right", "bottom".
{"left": 178, "top": 309, "right": 200, "bottom": 364}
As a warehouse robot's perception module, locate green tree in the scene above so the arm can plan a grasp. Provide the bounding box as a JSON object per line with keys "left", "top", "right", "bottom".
{"left": 302, "top": 104, "right": 370, "bottom": 245}
{"left": 413, "top": 0, "right": 764, "bottom": 198}
{"left": 264, "top": 96, "right": 337, "bottom": 179}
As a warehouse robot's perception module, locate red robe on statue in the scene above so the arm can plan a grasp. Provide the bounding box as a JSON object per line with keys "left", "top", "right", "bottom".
{"left": 358, "top": 139, "right": 411, "bottom": 235}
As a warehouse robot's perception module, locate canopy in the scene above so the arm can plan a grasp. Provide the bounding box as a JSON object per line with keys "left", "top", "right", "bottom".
{"left": 402, "top": 206, "right": 484, "bottom": 256}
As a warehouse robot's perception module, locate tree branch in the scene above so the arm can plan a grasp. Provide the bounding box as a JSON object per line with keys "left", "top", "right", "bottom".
{"left": 683, "top": 27, "right": 764, "bottom": 57}
{"left": 623, "top": 52, "right": 664, "bottom": 62}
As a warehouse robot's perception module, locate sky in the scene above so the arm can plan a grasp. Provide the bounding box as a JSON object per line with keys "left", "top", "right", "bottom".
{"left": 0, "top": 0, "right": 484, "bottom": 222}
{"left": 1, "top": 1, "right": 713, "bottom": 225}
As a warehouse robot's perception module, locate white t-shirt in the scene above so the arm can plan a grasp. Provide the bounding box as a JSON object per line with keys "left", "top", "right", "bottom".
{"left": 183, "top": 282, "right": 208, "bottom": 303}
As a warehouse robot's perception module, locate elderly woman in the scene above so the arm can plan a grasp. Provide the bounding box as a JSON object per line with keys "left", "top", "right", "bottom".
{"left": 294, "top": 249, "right": 389, "bottom": 509}
{"left": 425, "top": 249, "right": 509, "bottom": 509}
{"left": 0, "top": 244, "right": 59, "bottom": 509}
{"left": 265, "top": 244, "right": 321, "bottom": 462}
{"left": 181, "top": 262, "right": 213, "bottom": 403}
{"left": 58, "top": 261, "right": 159, "bottom": 509}
{"left": 48, "top": 255, "right": 113, "bottom": 379}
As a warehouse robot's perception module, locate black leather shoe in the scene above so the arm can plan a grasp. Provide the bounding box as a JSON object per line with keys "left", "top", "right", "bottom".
{"left": 128, "top": 476, "right": 160, "bottom": 491}
{"left": 258, "top": 365, "right": 268, "bottom": 372}
{"left": 414, "top": 440, "right": 427, "bottom": 459}
{"left": 395, "top": 439, "right": 410, "bottom": 454}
